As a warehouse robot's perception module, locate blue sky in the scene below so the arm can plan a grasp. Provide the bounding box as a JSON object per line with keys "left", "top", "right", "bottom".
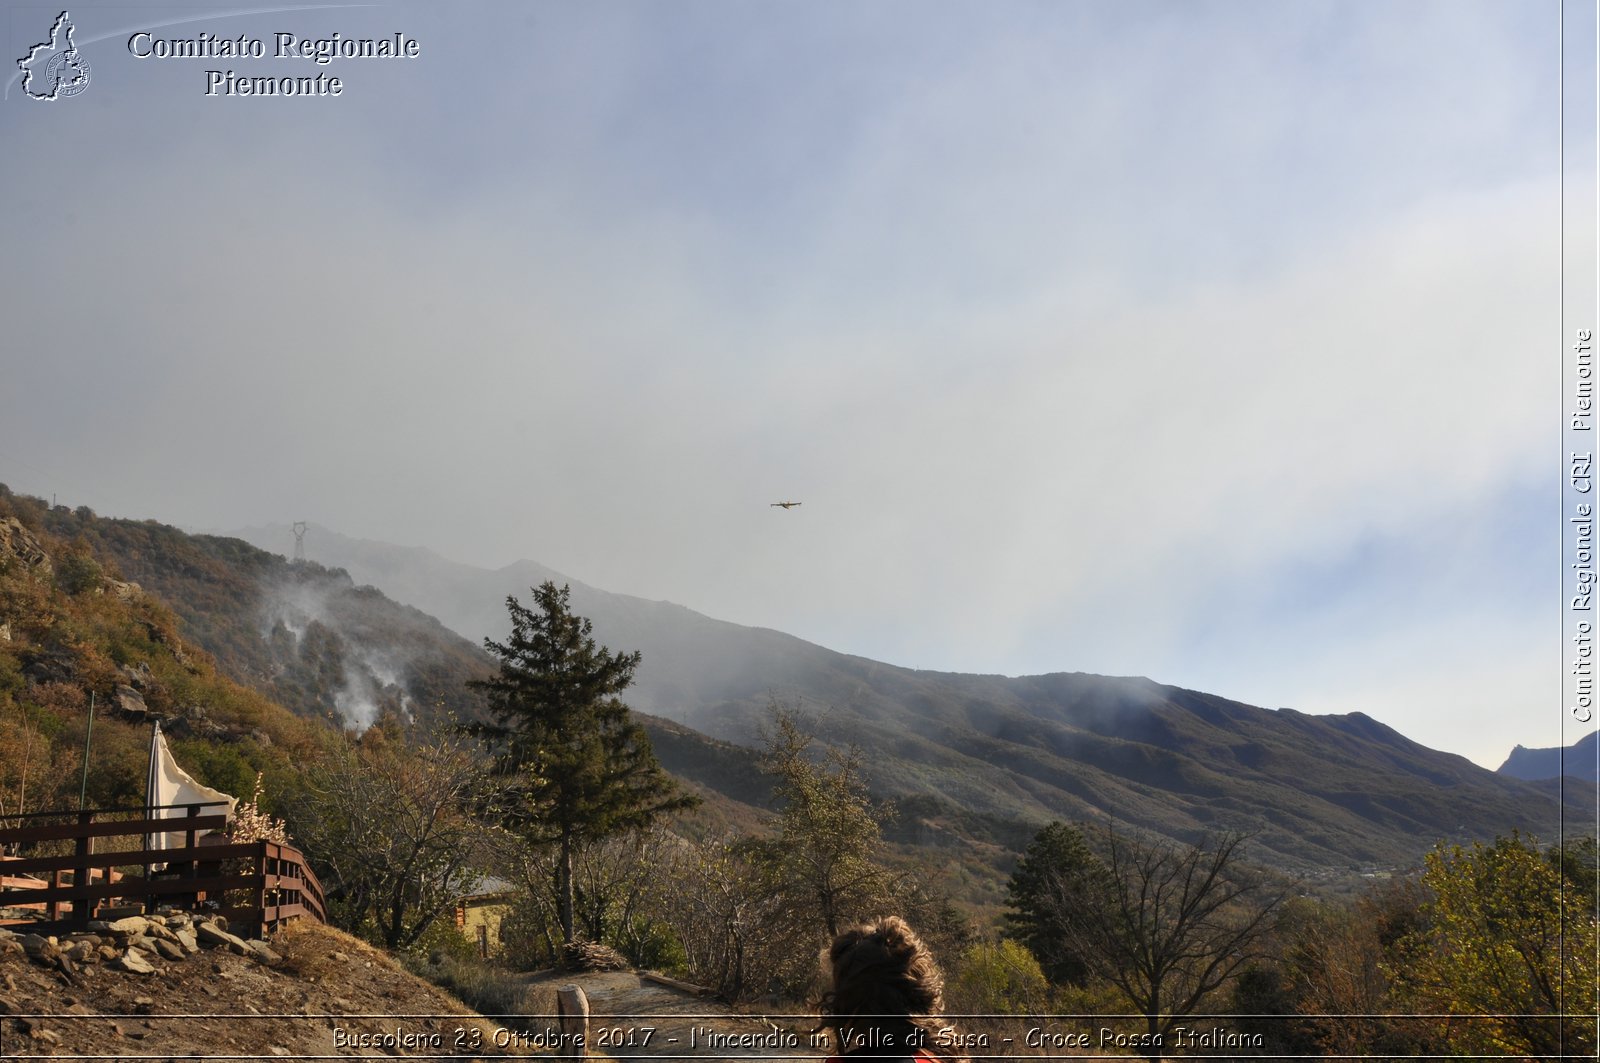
{"left": 0, "top": 0, "right": 1588, "bottom": 768}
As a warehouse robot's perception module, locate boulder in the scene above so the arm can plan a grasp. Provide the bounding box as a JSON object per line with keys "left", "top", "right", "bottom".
{"left": 19, "top": 934, "right": 58, "bottom": 963}
{"left": 105, "top": 578, "right": 141, "bottom": 601}
{"left": 244, "top": 940, "right": 281, "bottom": 965}
{"left": 106, "top": 916, "right": 152, "bottom": 936}
{"left": 152, "top": 938, "right": 186, "bottom": 962}
{"left": 54, "top": 953, "right": 80, "bottom": 983}
{"left": 196, "top": 921, "right": 251, "bottom": 955}
{"left": 118, "top": 948, "right": 156, "bottom": 975}
{"left": 144, "top": 921, "right": 181, "bottom": 945}
{"left": 113, "top": 684, "right": 148, "bottom": 717}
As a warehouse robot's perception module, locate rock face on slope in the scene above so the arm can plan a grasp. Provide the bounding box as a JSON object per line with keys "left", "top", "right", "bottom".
{"left": 0, "top": 914, "right": 515, "bottom": 1058}
{"left": 1497, "top": 729, "right": 1600, "bottom": 782}
{"left": 0, "top": 517, "right": 52, "bottom": 578}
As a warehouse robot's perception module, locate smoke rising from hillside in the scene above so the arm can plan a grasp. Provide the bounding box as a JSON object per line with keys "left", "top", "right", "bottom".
{"left": 260, "top": 577, "right": 416, "bottom": 733}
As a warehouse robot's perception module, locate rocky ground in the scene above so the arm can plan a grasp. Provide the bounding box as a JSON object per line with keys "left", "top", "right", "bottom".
{"left": 0, "top": 914, "right": 523, "bottom": 1060}
{"left": 0, "top": 915, "right": 828, "bottom": 1062}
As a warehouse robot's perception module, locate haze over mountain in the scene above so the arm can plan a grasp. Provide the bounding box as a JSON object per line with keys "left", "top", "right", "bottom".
{"left": 226, "top": 522, "right": 1587, "bottom": 873}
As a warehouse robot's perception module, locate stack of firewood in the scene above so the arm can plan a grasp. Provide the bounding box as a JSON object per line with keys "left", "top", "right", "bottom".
{"left": 561, "top": 939, "right": 628, "bottom": 971}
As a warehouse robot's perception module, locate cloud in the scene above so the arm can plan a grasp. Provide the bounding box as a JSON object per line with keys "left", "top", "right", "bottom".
{"left": 0, "top": 1, "right": 1564, "bottom": 766}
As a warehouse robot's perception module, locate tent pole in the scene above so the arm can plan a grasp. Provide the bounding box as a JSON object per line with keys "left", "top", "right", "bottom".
{"left": 77, "top": 692, "right": 95, "bottom": 812}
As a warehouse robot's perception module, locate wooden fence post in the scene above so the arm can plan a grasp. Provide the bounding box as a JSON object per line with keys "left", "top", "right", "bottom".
{"left": 257, "top": 844, "right": 269, "bottom": 937}
{"left": 72, "top": 810, "right": 92, "bottom": 927}
{"left": 556, "top": 984, "right": 589, "bottom": 1059}
{"left": 183, "top": 804, "right": 200, "bottom": 854}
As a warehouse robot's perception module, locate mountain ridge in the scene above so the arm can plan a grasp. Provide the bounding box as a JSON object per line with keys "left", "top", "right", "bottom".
{"left": 1498, "top": 729, "right": 1600, "bottom": 782}
{"left": 223, "top": 522, "right": 1585, "bottom": 873}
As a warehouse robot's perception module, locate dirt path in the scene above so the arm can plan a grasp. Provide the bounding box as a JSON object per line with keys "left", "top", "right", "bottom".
{"left": 521, "top": 969, "right": 827, "bottom": 1063}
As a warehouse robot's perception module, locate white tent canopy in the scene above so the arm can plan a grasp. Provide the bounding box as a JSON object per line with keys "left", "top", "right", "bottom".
{"left": 145, "top": 721, "right": 236, "bottom": 854}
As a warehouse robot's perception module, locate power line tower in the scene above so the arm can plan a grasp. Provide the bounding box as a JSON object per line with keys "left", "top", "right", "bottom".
{"left": 292, "top": 522, "right": 308, "bottom": 564}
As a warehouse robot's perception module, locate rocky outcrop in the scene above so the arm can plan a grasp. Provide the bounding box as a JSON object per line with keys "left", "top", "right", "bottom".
{"left": 101, "top": 578, "right": 141, "bottom": 601}
{"left": 20, "top": 648, "right": 76, "bottom": 685}
{"left": 112, "top": 685, "right": 149, "bottom": 718}
{"left": 0, "top": 517, "right": 51, "bottom": 578}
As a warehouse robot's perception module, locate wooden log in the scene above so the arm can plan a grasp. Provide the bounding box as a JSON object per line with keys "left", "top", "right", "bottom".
{"left": 556, "top": 984, "right": 589, "bottom": 1059}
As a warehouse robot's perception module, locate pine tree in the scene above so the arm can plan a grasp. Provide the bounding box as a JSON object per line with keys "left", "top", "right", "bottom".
{"left": 1004, "top": 821, "right": 1111, "bottom": 986}
{"left": 470, "top": 581, "right": 696, "bottom": 945}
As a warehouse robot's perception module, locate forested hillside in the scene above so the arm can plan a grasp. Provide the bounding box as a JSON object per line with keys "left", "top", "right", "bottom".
{"left": 232, "top": 523, "right": 1585, "bottom": 872}
{"left": 12, "top": 494, "right": 1580, "bottom": 874}
{"left": 0, "top": 489, "right": 328, "bottom": 817}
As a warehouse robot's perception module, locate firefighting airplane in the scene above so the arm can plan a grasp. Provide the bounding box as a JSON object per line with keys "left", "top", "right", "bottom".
{"left": 770, "top": 501, "right": 802, "bottom": 509}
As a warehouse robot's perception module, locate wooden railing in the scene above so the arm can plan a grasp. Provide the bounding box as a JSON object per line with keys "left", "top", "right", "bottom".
{"left": 0, "top": 804, "right": 326, "bottom": 937}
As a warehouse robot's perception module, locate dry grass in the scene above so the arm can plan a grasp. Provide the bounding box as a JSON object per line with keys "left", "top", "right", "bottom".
{"left": 410, "top": 951, "right": 551, "bottom": 1022}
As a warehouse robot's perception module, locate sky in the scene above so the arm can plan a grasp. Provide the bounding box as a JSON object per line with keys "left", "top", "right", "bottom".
{"left": 0, "top": 0, "right": 1592, "bottom": 769}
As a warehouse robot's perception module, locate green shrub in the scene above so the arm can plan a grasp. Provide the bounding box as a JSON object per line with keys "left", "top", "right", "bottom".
{"left": 947, "top": 938, "right": 1052, "bottom": 1016}
{"left": 54, "top": 549, "right": 103, "bottom": 595}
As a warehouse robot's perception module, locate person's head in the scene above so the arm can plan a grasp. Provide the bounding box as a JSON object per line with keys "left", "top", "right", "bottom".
{"left": 820, "top": 916, "right": 948, "bottom": 1056}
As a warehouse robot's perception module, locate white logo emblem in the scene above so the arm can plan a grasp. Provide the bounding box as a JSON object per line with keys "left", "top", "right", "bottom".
{"left": 18, "top": 11, "right": 92, "bottom": 101}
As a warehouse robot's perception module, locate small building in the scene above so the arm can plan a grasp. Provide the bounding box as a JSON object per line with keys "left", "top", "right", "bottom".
{"left": 454, "top": 877, "right": 516, "bottom": 958}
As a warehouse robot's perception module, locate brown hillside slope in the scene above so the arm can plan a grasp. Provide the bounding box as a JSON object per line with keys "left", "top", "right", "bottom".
{"left": 0, "top": 920, "right": 524, "bottom": 1059}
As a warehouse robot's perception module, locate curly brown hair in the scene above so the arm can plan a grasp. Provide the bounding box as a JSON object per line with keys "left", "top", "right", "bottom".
{"left": 818, "top": 916, "right": 958, "bottom": 1059}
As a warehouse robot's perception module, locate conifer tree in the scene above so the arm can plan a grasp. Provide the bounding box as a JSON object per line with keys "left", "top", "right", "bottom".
{"left": 1004, "top": 821, "right": 1111, "bottom": 986}
{"left": 470, "top": 581, "right": 695, "bottom": 945}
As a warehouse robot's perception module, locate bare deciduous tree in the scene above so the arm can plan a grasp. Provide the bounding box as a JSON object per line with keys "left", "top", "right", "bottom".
{"left": 648, "top": 832, "right": 816, "bottom": 1001}
{"left": 498, "top": 826, "right": 678, "bottom": 968}
{"left": 290, "top": 724, "right": 505, "bottom": 950}
{"left": 1018, "top": 823, "right": 1287, "bottom": 1057}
